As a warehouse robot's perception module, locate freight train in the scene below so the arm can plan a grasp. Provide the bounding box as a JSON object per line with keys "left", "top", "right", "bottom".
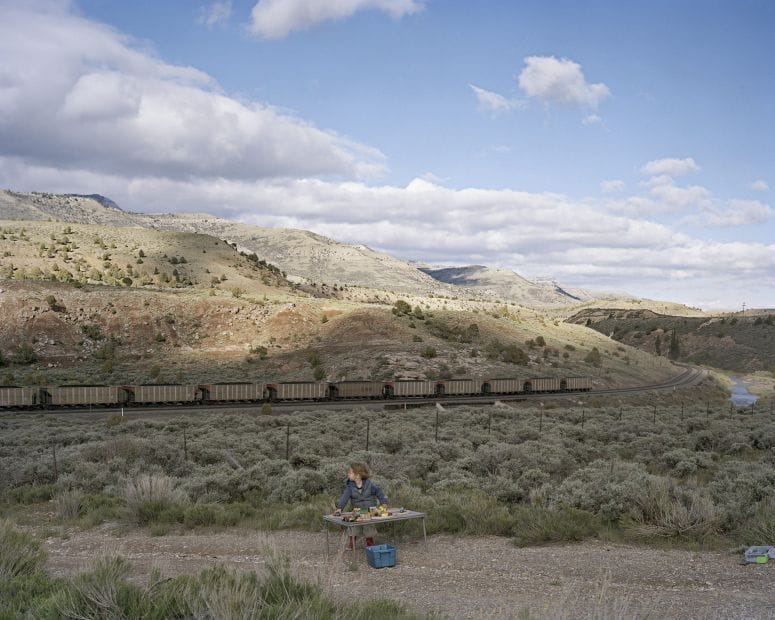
{"left": 0, "top": 376, "right": 590, "bottom": 410}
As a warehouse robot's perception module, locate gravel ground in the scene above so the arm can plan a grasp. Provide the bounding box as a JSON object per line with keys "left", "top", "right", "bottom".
{"left": 42, "top": 527, "right": 775, "bottom": 619}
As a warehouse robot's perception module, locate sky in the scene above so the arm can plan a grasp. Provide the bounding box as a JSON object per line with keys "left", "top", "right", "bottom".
{"left": 0, "top": 0, "right": 773, "bottom": 311}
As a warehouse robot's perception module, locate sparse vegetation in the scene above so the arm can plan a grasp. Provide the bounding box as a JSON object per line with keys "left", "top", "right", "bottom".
{"left": 1, "top": 387, "right": 769, "bottom": 549}
{"left": 0, "top": 520, "right": 413, "bottom": 618}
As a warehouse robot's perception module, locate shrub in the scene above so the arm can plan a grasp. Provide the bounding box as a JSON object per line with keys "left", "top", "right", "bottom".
{"left": 269, "top": 469, "right": 326, "bottom": 503}
{"left": 501, "top": 344, "right": 528, "bottom": 365}
{"left": 738, "top": 500, "right": 775, "bottom": 545}
{"left": 625, "top": 477, "right": 721, "bottom": 540}
{"left": 549, "top": 460, "right": 652, "bottom": 522}
{"left": 105, "top": 413, "right": 124, "bottom": 428}
{"left": 420, "top": 346, "right": 437, "bottom": 358}
{"left": 80, "top": 324, "right": 104, "bottom": 340}
{"left": 250, "top": 345, "right": 268, "bottom": 359}
{"left": 0, "top": 519, "right": 46, "bottom": 578}
{"left": 55, "top": 488, "right": 83, "bottom": 520}
{"left": 183, "top": 503, "right": 241, "bottom": 528}
{"left": 430, "top": 490, "right": 514, "bottom": 536}
{"left": 123, "top": 473, "right": 188, "bottom": 525}
{"left": 7, "top": 484, "right": 54, "bottom": 504}
{"left": 584, "top": 347, "right": 602, "bottom": 367}
{"left": 10, "top": 344, "right": 37, "bottom": 365}
{"left": 511, "top": 505, "right": 602, "bottom": 546}
{"left": 392, "top": 300, "right": 412, "bottom": 315}
{"left": 53, "top": 556, "right": 153, "bottom": 619}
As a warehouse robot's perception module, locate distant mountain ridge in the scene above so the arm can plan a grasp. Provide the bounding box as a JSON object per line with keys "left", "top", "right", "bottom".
{"left": 420, "top": 264, "right": 579, "bottom": 306}
{"left": 0, "top": 188, "right": 633, "bottom": 306}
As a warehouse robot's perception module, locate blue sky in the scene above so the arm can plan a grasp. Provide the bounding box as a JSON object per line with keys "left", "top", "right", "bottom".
{"left": 0, "top": 0, "right": 773, "bottom": 310}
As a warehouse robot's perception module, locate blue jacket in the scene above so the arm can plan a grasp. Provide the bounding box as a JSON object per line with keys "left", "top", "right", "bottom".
{"left": 336, "top": 478, "right": 387, "bottom": 510}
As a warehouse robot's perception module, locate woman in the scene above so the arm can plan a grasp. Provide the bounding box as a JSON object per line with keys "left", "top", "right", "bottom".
{"left": 334, "top": 462, "right": 388, "bottom": 549}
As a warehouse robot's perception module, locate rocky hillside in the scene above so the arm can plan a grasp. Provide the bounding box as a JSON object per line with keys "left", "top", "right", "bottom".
{"left": 422, "top": 265, "right": 600, "bottom": 306}
{"left": 0, "top": 190, "right": 136, "bottom": 226}
{"left": 133, "top": 212, "right": 451, "bottom": 295}
{"left": 567, "top": 308, "right": 775, "bottom": 373}
{"left": 0, "top": 218, "right": 685, "bottom": 388}
{"left": 1, "top": 189, "right": 630, "bottom": 306}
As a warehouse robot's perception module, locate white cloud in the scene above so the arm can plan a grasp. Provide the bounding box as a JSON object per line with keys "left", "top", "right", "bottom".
{"left": 0, "top": 3, "right": 386, "bottom": 181}
{"left": 418, "top": 171, "right": 447, "bottom": 184}
{"left": 600, "top": 180, "right": 625, "bottom": 193}
{"left": 751, "top": 179, "right": 769, "bottom": 191}
{"left": 690, "top": 199, "right": 773, "bottom": 228}
{"left": 582, "top": 114, "right": 603, "bottom": 125}
{"left": 640, "top": 157, "right": 699, "bottom": 177}
{"left": 518, "top": 56, "right": 610, "bottom": 108}
{"left": 199, "top": 1, "right": 233, "bottom": 27}
{"left": 249, "top": 0, "right": 423, "bottom": 39}
{"left": 5, "top": 154, "right": 773, "bottom": 308}
{"left": 469, "top": 84, "right": 521, "bottom": 114}
{"left": 647, "top": 176, "right": 713, "bottom": 211}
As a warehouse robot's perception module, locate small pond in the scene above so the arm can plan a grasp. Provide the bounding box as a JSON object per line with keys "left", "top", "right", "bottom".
{"left": 729, "top": 377, "right": 759, "bottom": 408}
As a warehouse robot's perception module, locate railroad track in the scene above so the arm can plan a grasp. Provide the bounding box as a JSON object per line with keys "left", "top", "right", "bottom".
{"left": 589, "top": 366, "right": 707, "bottom": 396}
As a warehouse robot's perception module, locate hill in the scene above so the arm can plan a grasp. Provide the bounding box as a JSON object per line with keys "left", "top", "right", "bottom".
{"left": 0, "top": 218, "right": 683, "bottom": 388}
{"left": 133, "top": 211, "right": 451, "bottom": 295}
{"left": 419, "top": 264, "right": 632, "bottom": 306}
{"left": 0, "top": 190, "right": 136, "bottom": 226}
{"left": 2, "top": 189, "right": 639, "bottom": 307}
{"left": 567, "top": 308, "right": 775, "bottom": 373}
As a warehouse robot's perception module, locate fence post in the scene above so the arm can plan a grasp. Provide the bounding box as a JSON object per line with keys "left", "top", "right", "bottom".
{"left": 435, "top": 409, "right": 439, "bottom": 443}
{"left": 681, "top": 402, "right": 684, "bottom": 420}
{"left": 488, "top": 411, "right": 492, "bottom": 435}
{"left": 539, "top": 403, "right": 543, "bottom": 435}
{"left": 619, "top": 406, "right": 622, "bottom": 421}
{"left": 183, "top": 427, "right": 188, "bottom": 461}
{"left": 285, "top": 422, "right": 290, "bottom": 461}
{"left": 51, "top": 441, "right": 58, "bottom": 482}
{"left": 581, "top": 407, "right": 585, "bottom": 429}
{"left": 366, "top": 418, "right": 370, "bottom": 451}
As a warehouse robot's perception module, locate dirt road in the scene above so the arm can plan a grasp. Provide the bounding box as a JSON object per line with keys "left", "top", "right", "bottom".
{"left": 42, "top": 527, "right": 774, "bottom": 619}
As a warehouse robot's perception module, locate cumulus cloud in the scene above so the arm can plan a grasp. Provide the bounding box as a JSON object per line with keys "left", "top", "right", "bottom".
{"left": 249, "top": 0, "right": 423, "bottom": 39}
{"left": 600, "top": 180, "right": 625, "bottom": 193}
{"left": 469, "top": 84, "right": 521, "bottom": 114}
{"left": 751, "top": 179, "right": 769, "bottom": 191}
{"left": 5, "top": 153, "right": 773, "bottom": 308}
{"left": 198, "top": 0, "right": 233, "bottom": 27}
{"left": 0, "top": 3, "right": 386, "bottom": 181}
{"left": 518, "top": 56, "right": 610, "bottom": 108}
{"left": 647, "top": 175, "right": 713, "bottom": 211}
{"left": 640, "top": 157, "right": 700, "bottom": 178}
{"left": 689, "top": 199, "right": 773, "bottom": 228}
